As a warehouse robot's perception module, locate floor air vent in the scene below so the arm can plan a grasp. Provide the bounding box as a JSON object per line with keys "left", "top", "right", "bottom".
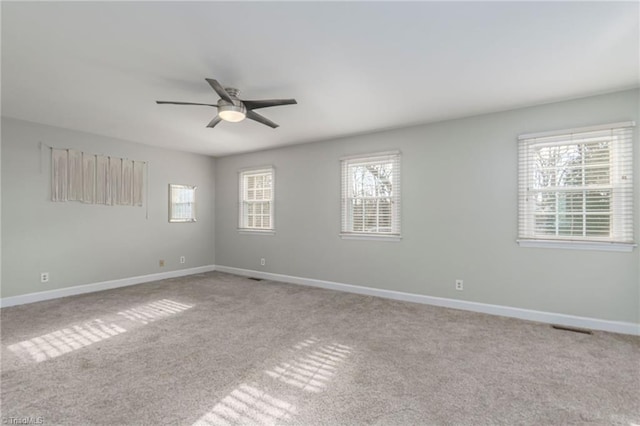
{"left": 248, "top": 277, "right": 263, "bottom": 281}
{"left": 551, "top": 325, "right": 593, "bottom": 335}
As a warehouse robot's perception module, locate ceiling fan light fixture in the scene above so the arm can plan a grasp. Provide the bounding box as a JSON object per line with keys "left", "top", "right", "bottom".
{"left": 157, "top": 78, "right": 296, "bottom": 129}
{"left": 218, "top": 104, "right": 246, "bottom": 122}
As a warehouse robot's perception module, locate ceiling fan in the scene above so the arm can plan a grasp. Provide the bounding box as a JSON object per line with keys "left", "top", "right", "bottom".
{"left": 156, "top": 78, "right": 297, "bottom": 129}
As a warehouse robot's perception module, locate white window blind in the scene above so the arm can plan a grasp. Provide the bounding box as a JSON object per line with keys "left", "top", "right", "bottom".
{"left": 239, "top": 167, "right": 274, "bottom": 231}
{"left": 169, "top": 184, "right": 197, "bottom": 223}
{"left": 341, "top": 152, "right": 401, "bottom": 237}
{"left": 518, "top": 122, "right": 634, "bottom": 245}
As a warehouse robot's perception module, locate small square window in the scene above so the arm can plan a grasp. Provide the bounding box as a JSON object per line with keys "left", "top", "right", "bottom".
{"left": 169, "top": 184, "right": 196, "bottom": 222}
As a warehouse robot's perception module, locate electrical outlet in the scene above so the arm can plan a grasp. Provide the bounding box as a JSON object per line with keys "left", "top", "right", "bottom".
{"left": 455, "top": 279, "right": 463, "bottom": 291}
{"left": 260, "top": 258, "right": 266, "bottom": 266}
{"left": 159, "top": 260, "right": 165, "bottom": 267}
{"left": 180, "top": 256, "right": 186, "bottom": 264}
{"left": 40, "top": 272, "right": 49, "bottom": 283}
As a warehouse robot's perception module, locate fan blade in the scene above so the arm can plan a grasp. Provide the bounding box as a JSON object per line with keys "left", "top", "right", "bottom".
{"left": 207, "top": 116, "right": 222, "bottom": 128}
{"left": 246, "top": 110, "right": 279, "bottom": 129}
{"left": 242, "top": 99, "right": 297, "bottom": 110}
{"left": 205, "top": 78, "right": 234, "bottom": 103}
{"left": 157, "top": 101, "right": 218, "bottom": 107}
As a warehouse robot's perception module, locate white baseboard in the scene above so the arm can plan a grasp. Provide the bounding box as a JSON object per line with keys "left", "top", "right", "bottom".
{"left": 0, "top": 265, "right": 216, "bottom": 308}
{"left": 215, "top": 265, "right": 640, "bottom": 336}
{"left": 4, "top": 264, "right": 637, "bottom": 336}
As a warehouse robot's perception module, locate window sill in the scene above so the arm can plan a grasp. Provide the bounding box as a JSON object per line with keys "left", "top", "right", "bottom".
{"left": 340, "top": 233, "right": 402, "bottom": 242}
{"left": 517, "top": 239, "right": 636, "bottom": 252}
{"left": 238, "top": 229, "right": 275, "bottom": 236}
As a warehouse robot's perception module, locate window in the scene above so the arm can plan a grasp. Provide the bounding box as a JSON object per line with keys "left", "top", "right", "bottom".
{"left": 239, "top": 167, "right": 274, "bottom": 232}
{"left": 341, "top": 151, "right": 401, "bottom": 239}
{"left": 169, "top": 184, "right": 196, "bottom": 222}
{"left": 518, "top": 122, "right": 634, "bottom": 250}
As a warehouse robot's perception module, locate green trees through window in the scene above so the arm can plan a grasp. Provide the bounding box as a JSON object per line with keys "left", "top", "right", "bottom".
{"left": 341, "top": 152, "right": 401, "bottom": 237}
{"left": 519, "top": 123, "right": 634, "bottom": 244}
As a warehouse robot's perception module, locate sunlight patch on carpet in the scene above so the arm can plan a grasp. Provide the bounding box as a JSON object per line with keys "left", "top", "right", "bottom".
{"left": 117, "top": 299, "right": 193, "bottom": 324}
{"left": 192, "top": 384, "right": 296, "bottom": 426}
{"left": 265, "top": 340, "right": 352, "bottom": 393}
{"left": 7, "top": 319, "right": 125, "bottom": 363}
{"left": 192, "top": 338, "right": 353, "bottom": 425}
{"left": 7, "top": 299, "right": 193, "bottom": 363}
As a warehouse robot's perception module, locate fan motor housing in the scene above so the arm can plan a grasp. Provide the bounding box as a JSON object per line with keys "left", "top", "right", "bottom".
{"left": 218, "top": 88, "right": 246, "bottom": 122}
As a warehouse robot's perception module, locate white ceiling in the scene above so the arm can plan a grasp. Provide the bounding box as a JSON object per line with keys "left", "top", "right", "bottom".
{"left": 2, "top": 2, "right": 638, "bottom": 157}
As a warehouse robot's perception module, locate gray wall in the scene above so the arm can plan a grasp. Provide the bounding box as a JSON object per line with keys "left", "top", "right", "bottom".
{"left": 215, "top": 89, "right": 640, "bottom": 324}
{"left": 1, "top": 117, "right": 215, "bottom": 298}
{"left": 3, "top": 90, "right": 638, "bottom": 324}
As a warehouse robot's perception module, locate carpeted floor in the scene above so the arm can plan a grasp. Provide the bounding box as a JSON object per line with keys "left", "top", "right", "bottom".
{"left": 1, "top": 271, "right": 638, "bottom": 425}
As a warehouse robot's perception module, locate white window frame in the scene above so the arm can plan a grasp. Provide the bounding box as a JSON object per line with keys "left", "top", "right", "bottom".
{"left": 169, "top": 184, "right": 196, "bottom": 223}
{"left": 517, "top": 121, "right": 635, "bottom": 252}
{"left": 238, "top": 166, "right": 275, "bottom": 234}
{"left": 340, "top": 151, "right": 401, "bottom": 241}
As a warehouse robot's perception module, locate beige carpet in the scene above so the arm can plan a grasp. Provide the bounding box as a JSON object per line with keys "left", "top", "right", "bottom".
{"left": 1, "top": 271, "right": 638, "bottom": 425}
